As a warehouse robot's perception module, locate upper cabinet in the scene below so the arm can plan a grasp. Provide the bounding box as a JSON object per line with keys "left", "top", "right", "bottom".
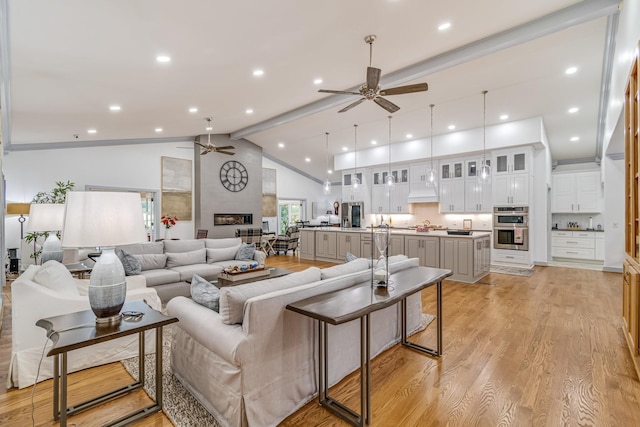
{"left": 551, "top": 171, "right": 602, "bottom": 213}
{"left": 371, "top": 166, "right": 410, "bottom": 214}
{"left": 440, "top": 159, "right": 464, "bottom": 181}
{"left": 465, "top": 158, "right": 492, "bottom": 212}
{"left": 342, "top": 170, "right": 370, "bottom": 202}
{"left": 492, "top": 148, "right": 532, "bottom": 206}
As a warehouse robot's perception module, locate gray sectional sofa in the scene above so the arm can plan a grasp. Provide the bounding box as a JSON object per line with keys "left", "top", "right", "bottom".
{"left": 117, "top": 238, "right": 266, "bottom": 302}
{"left": 167, "top": 255, "right": 428, "bottom": 427}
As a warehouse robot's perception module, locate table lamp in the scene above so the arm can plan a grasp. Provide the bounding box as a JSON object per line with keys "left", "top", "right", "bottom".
{"left": 26, "top": 203, "right": 66, "bottom": 263}
{"left": 6, "top": 202, "right": 31, "bottom": 239}
{"left": 62, "top": 191, "right": 147, "bottom": 324}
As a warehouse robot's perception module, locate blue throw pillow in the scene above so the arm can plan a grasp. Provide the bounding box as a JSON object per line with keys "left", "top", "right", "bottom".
{"left": 345, "top": 251, "right": 358, "bottom": 263}
{"left": 235, "top": 243, "right": 255, "bottom": 261}
{"left": 191, "top": 274, "right": 220, "bottom": 312}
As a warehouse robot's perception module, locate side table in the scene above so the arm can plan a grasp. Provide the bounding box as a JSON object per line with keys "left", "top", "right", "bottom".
{"left": 36, "top": 300, "right": 178, "bottom": 427}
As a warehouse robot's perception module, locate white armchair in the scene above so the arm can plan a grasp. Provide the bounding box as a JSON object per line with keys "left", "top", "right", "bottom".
{"left": 8, "top": 261, "right": 162, "bottom": 389}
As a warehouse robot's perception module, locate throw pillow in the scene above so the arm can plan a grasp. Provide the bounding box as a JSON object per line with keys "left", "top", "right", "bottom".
{"left": 33, "top": 260, "right": 79, "bottom": 296}
{"left": 165, "top": 248, "right": 207, "bottom": 269}
{"left": 207, "top": 245, "right": 241, "bottom": 263}
{"left": 345, "top": 251, "right": 358, "bottom": 262}
{"left": 191, "top": 274, "right": 220, "bottom": 312}
{"left": 116, "top": 248, "right": 142, "bottom": 275}
{"left": 219, "top": 267, "right": 322, "bottom": 324}
{"left": 235, "top": 243, "right": 255, "bottom": 261}
{"left": 133, "top": 253, "right": 168, "bottom": 271}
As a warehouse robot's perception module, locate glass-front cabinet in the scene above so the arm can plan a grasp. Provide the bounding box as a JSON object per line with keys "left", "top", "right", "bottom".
{"left": 440, "top": 160, "right": 464, "bottom": 180}
{"left": 494, "top": 150, "right": 527, "bottom": 175}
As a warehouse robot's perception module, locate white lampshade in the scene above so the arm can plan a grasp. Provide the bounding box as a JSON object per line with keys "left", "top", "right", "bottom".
{"left": 61, "top": 191, "right": 147, "bottom": 324}
{"left": 26, "top": 204, "right": 65, "bottom": 232}
{"left": 61, "top": 191, "right": 147, "bottom": 247}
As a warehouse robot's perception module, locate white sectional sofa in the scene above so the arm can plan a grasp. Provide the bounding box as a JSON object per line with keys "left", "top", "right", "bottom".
{"left": 117, "top": 238, "right": 266, "bottom": 302}
{"left": 167, "top": 255, "right": 425, "bottom": 427}
{"left": 8, "top": 261, "right": 162, "bottom": 389}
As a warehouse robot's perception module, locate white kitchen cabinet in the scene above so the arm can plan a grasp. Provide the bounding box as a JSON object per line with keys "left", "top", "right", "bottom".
{"left": 493, "top": 149, "right": 529, "bottom": 175}
{"left": 390, "top": 183, "right": 410, "bottom": 213}
{"left": 440, "top": 179, "right": 466, "bottom": 212}
{"left": 337, "top": 232, "right": 361, "bottom": 259}
{"left": 595, "top": 232, "right": 605, "bottom": 261}
{"left": 410, "top": 161, "right": 438, "bottom": 189}
{"left": 372, "top": 166, "right": 410, "bottom": 214}
{"left": 342, "top": 169, "right": 370, "bottom": 202}
{"left": 440, "top": 159, "right": 464, "bottom": 181}
{"left": 404, "top": 235, "right": 439, "bottom": 268}
{"left": 551, "top": 171, "right": 602, "bottom": 213}
{"left": 551, "top": 230, "right": 602, "bottom": 260}
{"left": 493, "top": 173, "right": 529, "bottom": 206}
{"left": 465, "top": 178, "right": 492, "bottom": 212}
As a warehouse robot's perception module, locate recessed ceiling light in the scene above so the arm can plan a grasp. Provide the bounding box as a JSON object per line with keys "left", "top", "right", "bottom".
{"left": 565, "top": 66, "right": 578, "bottom": 75}
{"left": 448, "top": 125, "right": 456, "bottom": 130}
{"left": 328, "top": 170, "right": 333, "bottom": 174}
{"left": 570, "top": 136, "right": 580, "bottom": 142}
{"left": 253, "top": 69, "right": 264, "bottom": 77}
{"left": 156, "top": 55, "right": 171, "bottom": 63}
{"left": 278, "top": 142, "right": 285, "bottom": 148}
{"left": 371, "top": 140, "right": 377, "bottom": 145}
{"left": 438, "top": 22, "right": 451, "bottom": 31}
{"left": 500, "top": 114, "right": 509, "bottom": 120}
{"left": 109, "top": 105, "right": 121, "bottom": 112}
{"left": 305, "top": 157, "right": 311, "bottom": 162}
{"left": 245, "top": 108, "right": 254, "bottom": 114}
{"left": 406, "top": 134, "right": 413, "bottom": 139}
{"left": 155, "top": 128, "right": 163, "bottom": 133}
{"left": 314, "top": 78, "right": 323, "bottom": 85}
{"left": 568, "top": 107, "right": 579, "bottom": 114}
{"left": 189, "top": 107, "right": 198, "bottom": 113}
{"left": 87, "top": 129, "right": 97, "bottom": 134}
{"left": 342, "top": 147, "right": 348, "bottom": 152}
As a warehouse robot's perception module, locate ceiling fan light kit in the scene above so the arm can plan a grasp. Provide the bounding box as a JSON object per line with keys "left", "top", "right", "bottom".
{"left": 193, "top": 117, "right": 236, "bottom": 156}
{"left": 319, "top": 35, "right": 428, "bottom": 113}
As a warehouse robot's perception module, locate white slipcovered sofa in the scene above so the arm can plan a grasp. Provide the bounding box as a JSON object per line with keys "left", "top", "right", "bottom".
{"left": 8, "top": 261, "right": 162, "bottom": 389}
{"left": 167, "top": 255, "right": 425, "bottom": 427}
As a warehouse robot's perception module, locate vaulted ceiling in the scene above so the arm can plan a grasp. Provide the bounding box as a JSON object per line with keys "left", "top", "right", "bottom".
{"left": 1, "top": 0, "right": 621, "bottom": 182}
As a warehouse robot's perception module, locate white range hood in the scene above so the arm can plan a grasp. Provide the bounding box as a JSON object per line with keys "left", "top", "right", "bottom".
{"left": 407, "top": 186, "right": 439, "bottom": 204}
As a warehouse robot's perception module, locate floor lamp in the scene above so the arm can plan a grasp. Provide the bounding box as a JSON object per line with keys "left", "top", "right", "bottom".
{"left": 6, "top": 203, "right": 31, "bottom": 239}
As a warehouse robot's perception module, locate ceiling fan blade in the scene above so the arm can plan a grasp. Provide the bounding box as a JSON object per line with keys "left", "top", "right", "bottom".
{"left": 338, "top": 98, "right": 366, "bottom": 113}
{"left": 194, "top": 142, "right": 209, "bottom": 149}
{"left": 216, "top": 151, "right": 235, "bottom": 156}
{"left": 374, "top": 96, "right": 400, "bottom": 113}
{"left": 367, "top": 67, "right": 381, "bottom": 89}
{"left": 379, "top": 82, "right": 429, "bottom": 96}
{"left": 318, "top": 89, "right": 361, "bottom": 95}
{"left": 214, "top": 145, "right": 235, "bottom": 151}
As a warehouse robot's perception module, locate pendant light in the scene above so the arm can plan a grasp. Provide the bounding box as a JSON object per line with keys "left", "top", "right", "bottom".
{"left": 351, "top": 124, "right": 360, "bottom": 192}
{"left": 426, "top": 104, "right": 437, "bottom": 187}
{"left": 479, "top": 90, "right": 491, "bottom": 184}
{"left": 385, "top": 115, "right": 395, "bottom": 192}
{"left": 322, "top": 132, "right": 332, "bottom": 195}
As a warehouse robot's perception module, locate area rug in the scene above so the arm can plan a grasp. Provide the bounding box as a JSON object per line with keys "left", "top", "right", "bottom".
{"left": 489, "top": 265, "right": 534, "bottom": 276}
{"left": 121, "top": 313, "right": 435, "bottom": 426}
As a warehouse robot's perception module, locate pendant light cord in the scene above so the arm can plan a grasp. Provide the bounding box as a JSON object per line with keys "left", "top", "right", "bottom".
{"left": 325, "top": 132, "right": 330, "bottom": 180}
{"left": 353, "top": 124, "right": 358, "bottom": 176}
{"left": 429, "top": 104, "right": 434, "bottom": 169}
{"left": 388, "top": 115, "right": 392, "bottom": 175}
{"left": 482, "top": 90, "right": 488, "bottom": 165}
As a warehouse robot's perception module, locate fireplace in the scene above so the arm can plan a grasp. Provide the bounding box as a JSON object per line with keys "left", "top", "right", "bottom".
{"left": 214, "top": 213, "right": 253, "bottom": 226}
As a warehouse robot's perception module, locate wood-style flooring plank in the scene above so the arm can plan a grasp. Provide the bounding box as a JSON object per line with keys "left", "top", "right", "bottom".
{"left": 2, "top": 255, "right": 640, "bottom": 427}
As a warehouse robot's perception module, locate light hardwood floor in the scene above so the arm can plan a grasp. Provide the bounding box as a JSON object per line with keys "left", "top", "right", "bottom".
{"left": 1, "top": 256, "right": 639, "bottom": 426}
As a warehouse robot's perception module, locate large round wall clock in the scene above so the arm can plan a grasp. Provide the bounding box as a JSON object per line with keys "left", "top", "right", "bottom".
{"left": 220, "top": 160, "right": 248, "bottom": 192}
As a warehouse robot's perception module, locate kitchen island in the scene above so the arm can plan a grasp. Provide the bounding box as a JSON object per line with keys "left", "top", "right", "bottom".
{"left": 299, "top": 227, "right": 491, "bottom": 283}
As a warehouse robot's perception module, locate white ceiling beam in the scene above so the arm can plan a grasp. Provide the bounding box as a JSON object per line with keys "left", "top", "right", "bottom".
{"left": 230, "top": 0, "right": 621, "bottom": 140}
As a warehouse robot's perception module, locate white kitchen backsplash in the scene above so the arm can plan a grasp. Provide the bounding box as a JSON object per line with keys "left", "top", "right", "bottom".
{"left": 552, "top": 213, "right": 604, "bottom": 230}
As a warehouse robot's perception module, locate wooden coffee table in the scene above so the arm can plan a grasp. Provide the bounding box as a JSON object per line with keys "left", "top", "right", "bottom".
{"left": 217, "top": 267, "right": 293, "bottom": 287}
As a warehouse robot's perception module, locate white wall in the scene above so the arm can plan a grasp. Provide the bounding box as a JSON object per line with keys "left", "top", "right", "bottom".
{"left": 3, "top": 142, "right": 194, "bottom": 251}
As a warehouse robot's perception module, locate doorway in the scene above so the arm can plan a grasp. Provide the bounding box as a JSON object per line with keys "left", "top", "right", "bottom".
{"left": 278, "top": 199, "right": 305, "bottom": 235}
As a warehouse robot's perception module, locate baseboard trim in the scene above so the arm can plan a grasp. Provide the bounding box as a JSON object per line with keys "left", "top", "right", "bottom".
{"left": 603, "top": 266, "right": 623, "bottom": 273}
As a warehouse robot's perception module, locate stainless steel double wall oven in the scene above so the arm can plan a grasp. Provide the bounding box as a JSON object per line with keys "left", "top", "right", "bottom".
{"left": 493, "top": 206, "right": 529, "bottom": 251}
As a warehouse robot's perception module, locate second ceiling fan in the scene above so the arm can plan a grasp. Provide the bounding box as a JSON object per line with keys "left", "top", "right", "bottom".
{"left": 319, "top": 35, "right": 429, "bottom": 113}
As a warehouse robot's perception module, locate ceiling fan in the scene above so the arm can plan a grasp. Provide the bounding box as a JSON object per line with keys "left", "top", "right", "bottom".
{"left": 194, "top": 117, "right": 235, "bottom": 155}
{"left": 318, "top": 35, "right": 429, "bottom": 113}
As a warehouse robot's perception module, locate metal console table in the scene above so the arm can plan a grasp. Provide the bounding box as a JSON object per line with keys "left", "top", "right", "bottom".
{"left": 36, "top": 300, "right": 178, "bottom": 427}
{"left": 286, "top": 266, "right": 451, "bottom": 426}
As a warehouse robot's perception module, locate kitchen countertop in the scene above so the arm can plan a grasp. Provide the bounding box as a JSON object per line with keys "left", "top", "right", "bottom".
{"left": 301, "top": 227, "right": 492, "bottom": 238}
{"left": 551, "top": 228, "right": 605, "bottom": 232}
